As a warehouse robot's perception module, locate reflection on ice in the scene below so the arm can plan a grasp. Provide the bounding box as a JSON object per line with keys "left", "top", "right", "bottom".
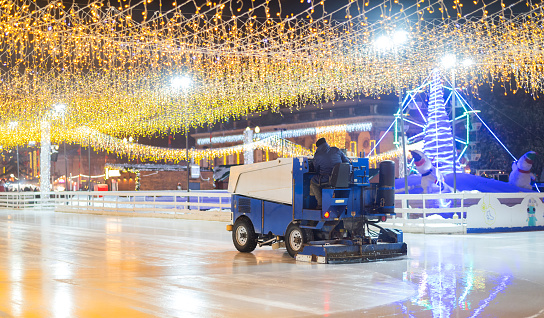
{"left": 399, "top": 252, "right": 517, "bottom": 318}
{"left": 10, "top": 256, "right": 23, "bottom": 318}
{"left": 470, "top": 275, "right": 511, "bottom": 317}
{"left": 403, "top": 266, "right": 513, "bottom": 317}
{"left": 53, "top": 283, "right": 74, "bottom": 318}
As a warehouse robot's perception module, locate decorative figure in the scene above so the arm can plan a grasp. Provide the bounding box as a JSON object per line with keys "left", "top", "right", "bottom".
{"left": 527, "top": 198, "right": 537, "bottom": 226}
{"left": 410, "top": 150, "right": 452, "bottom": 194}
{"left": 509, "top": 151, "right": 536, "bottom": 190}
{"left": 481, "top": 195, "right": 496, "bottom": 226}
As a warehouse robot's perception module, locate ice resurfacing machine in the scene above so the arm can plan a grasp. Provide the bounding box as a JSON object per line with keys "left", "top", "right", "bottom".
{"left": 227, "top": 157, "right": 407, "bottom": 263}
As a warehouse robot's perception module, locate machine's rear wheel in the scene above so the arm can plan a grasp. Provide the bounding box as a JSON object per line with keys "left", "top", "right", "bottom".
{"left": 232, "top": 217, "right": 257, "bottom": 253}
{"left": 285, "top": 223, "right": 313, "bottom": 258}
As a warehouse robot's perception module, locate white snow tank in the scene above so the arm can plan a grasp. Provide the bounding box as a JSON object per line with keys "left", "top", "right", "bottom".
{"left": 228, "top": 158, "right": 294, "bottom": 205}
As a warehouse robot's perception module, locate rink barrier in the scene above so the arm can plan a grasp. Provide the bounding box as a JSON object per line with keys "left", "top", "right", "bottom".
{"left": 386, "top": 192, "right": 544, "bottom": 234}
{"left": 2, "top": 191, "right": 543, "bottom": 233}
{"left": 53, "top": 190, "right": 232, "bottom": 221}
{"left": 0, "top": 191, "right": 232, "bottom": 222}
{"left": 0, "top": 192, "right": 55, "bottom": 209}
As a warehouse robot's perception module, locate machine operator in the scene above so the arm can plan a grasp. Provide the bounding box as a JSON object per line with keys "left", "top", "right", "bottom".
{"left": 310, "top": 137, "right": 350, "bottom": 209}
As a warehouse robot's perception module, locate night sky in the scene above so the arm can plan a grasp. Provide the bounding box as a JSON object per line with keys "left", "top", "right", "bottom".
{"left": 36, "top": 0, "right": 528, "bottom": 22}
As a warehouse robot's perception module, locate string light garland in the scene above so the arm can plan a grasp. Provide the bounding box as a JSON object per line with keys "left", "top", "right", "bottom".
{"left": 69, "top": 127, "right": 311, "bottom": 162}
{"left": 72, "top": 124, "right": 409, "bottom": 164}
{"left": 196, "top": 122, "right": 373, "bottom": 146}
{"left": 316, "top": 130, "right": 348, "bottom": 149}
{"left": 368, "top": 142, "right": 424, "bottom": 168}
{"left": 0, "top": 0, "right": 543, "bottom": 150}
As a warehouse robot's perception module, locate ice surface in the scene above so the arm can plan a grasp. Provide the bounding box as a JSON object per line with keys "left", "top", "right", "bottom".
{"left": 1, "top": 209, "right": 544, "bottom": 317}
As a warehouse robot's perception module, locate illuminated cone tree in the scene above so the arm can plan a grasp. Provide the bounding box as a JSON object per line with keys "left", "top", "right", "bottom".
{"left": 422, "top": 70, "right": 461, "bottom": 174}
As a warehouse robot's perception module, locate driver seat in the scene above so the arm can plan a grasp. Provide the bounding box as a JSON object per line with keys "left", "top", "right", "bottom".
{"left": 328, "top": 163, "right": 351, "bottom": 188}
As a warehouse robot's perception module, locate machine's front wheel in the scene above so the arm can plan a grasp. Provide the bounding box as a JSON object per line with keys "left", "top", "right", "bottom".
{"left": 285, "top": 223, "right": 312, "bottom": 258}
{"left": 232, "top": 217, "right": 257, "bottom": 253}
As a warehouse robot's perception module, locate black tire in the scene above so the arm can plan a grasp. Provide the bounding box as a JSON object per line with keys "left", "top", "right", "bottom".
{"left": 285, "top": 223, "right": 313, "bottom": 258}
{"left": 232, "top": 217, "right": 258, "bottom": 253}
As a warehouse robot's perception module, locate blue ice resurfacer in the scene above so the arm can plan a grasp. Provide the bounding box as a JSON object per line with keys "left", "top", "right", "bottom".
{"left": 226, "top": 157, "right": 407, "bottom": 263}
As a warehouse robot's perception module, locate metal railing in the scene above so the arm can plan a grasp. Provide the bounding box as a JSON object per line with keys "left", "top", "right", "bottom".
{"left": 382, "top": 193, "right": 470, "bottom": 234}
{"left": 0, "top": 192, "right": 55, "bottom": 209}
{"left": 2, "top": 190, "right": 543, "bottom": 233}
{"left": 385, "top": 192, "right": 544, "bottom": 234}
{"left": 54, "top": 190, "right": 232, "bottom": 221}
{"left": 0, "top": 190, "right": 232, "bottom": 221}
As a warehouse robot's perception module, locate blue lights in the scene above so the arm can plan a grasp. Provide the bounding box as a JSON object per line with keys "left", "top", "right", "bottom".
{"left": 404, "top": 118, "right": 425, "bottom": 129}
{"left": 455, "top": 91, "right": 518, "bottom": 161}
{"left": 400, "top": 266, "right": 513, "bottom": 317}
{"left": 468, "top": 275, "right": 511, "bottom": 318}
{"left": 368, "top": 120, "right": 396, "bottom": 156}
{"left": 422, "top": 70, "right": 461, "bottom": 175}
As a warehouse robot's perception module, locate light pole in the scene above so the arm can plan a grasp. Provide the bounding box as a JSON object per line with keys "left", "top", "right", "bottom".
{"left": 16, "top": 144, "right": 19, "bottom": 191}
{"left": 441, "top": 55, "right": 473, "bottom": 193}
{"left": 274, "top": 128, "right": 286, "bottom": 158}
{"left": 41, "top": 104, "right": 66, "bottom": 194}
{"left": 442, "top": 54, "right": 457, "bottom": 193}
{"left": 9, "top": 121, "right": 20, "bottom": 192}
{"left": 243, "top": 127, "right": 254, "bottom": 164}
{"left": 88, "top": 145, "right": 91, "bottom": 191}
{"left": 64, "top": 143, "right": 69, "bottom": 191}
{"left": 398, "top": 90, "right": 409, "bottom": 194}
{"left": 281, "top": 129, "right": 284, "bottom": 158}
{"left": 452, "top": 67, "right": 456, "bottom": 193}
{"left": 374, "top": 30, "right": 409, "bottom": 194}
{"left": 186, "top": 131, "right": 190, "bottom": 192}
{"left": 171, "top": 75, "right": 192, "bottom": 192}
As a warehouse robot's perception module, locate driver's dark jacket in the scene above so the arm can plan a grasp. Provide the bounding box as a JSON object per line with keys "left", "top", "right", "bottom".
{"left": 311, "top": 142, "right": 350, "bottom": 184}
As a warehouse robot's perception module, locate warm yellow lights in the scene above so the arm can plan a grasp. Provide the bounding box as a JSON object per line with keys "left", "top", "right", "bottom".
{"left": 66, "top": 127, "right": 310, "bottom": 162}
{"left": 108, "top": 170, "right": 121, "bottom": 177}
{"left": 316, "top": 130, "right": 348, "bottom": 149}
{"left": 0, "top": 0, "right": 542, "bottom": 153}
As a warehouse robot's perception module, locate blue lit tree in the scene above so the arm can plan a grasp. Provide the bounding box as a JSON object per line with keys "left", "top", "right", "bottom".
{"left": 423, "top": 70, "right": 461, "bottom": 174}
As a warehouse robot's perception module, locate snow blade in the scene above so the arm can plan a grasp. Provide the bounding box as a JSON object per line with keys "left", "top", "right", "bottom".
{"left": 295, "top": 241, "right": 407, "bottom": 264}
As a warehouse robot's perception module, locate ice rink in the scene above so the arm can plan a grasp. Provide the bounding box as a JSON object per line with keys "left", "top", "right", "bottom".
{"left": 1, "top": 209, "right": 544, "bottom": 318}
